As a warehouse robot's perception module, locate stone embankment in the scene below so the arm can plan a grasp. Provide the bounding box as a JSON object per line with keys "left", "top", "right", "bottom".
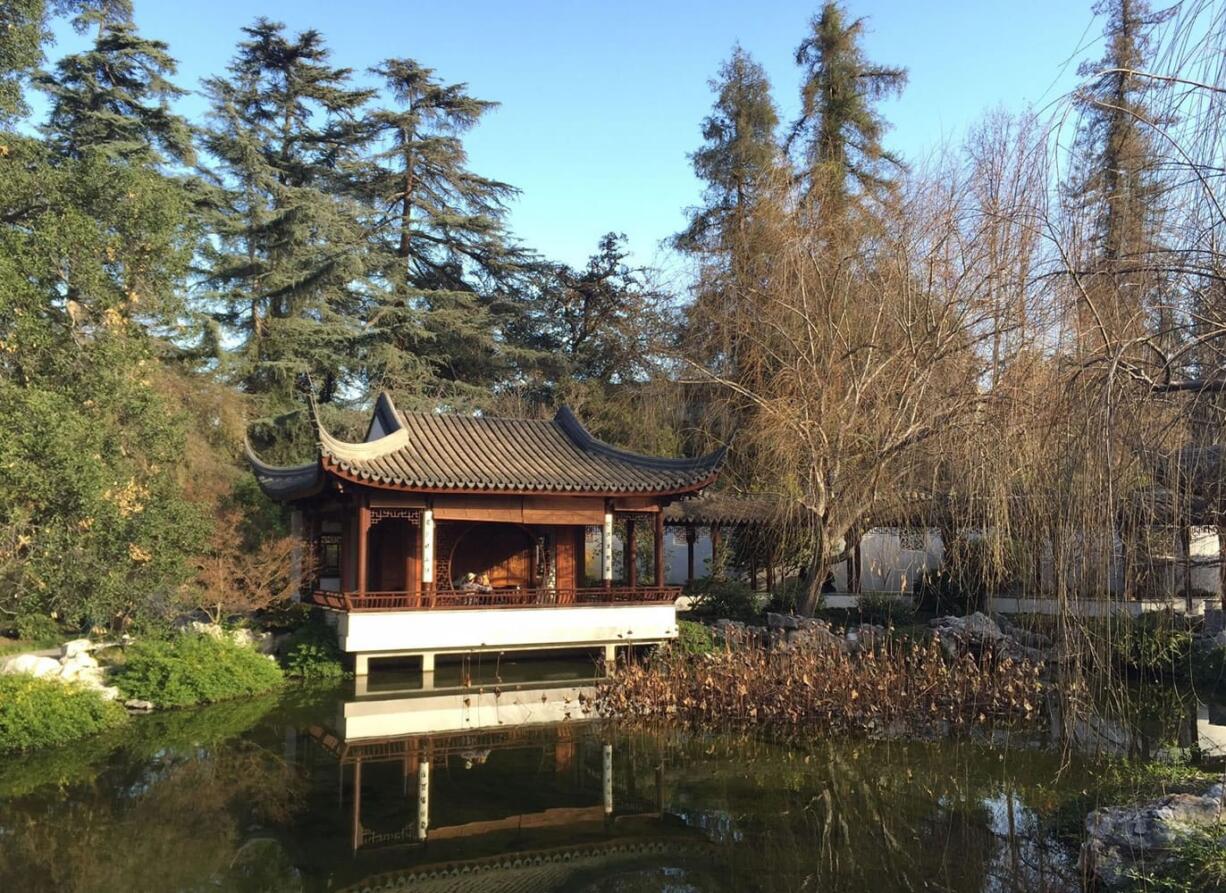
{"left": 1, "top": 639, "right": 120, "bottom": 701}
{"left": 708, "top": 610, "right": 1054, "bottom": 663}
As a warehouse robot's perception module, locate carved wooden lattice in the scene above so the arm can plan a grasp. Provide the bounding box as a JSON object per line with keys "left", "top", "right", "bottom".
{"left": 370, "top": 508, "right": 421, "bottom": 527}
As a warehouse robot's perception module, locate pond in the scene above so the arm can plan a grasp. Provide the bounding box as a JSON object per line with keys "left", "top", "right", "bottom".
{"left": 1, "top": 656, "right": 1222, "bottom": 893}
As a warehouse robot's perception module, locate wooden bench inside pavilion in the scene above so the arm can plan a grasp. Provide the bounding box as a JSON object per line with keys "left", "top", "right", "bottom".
{"left": 248, "top": 393, "right": 725, "bottom": 674}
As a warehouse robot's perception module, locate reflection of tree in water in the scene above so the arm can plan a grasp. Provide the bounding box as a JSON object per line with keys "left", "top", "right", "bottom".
{"left": 618, "top": 729, "right": 1084, "bottom": 892}
{"left": 0, "top": 699, "right": 305, "bottom": 893}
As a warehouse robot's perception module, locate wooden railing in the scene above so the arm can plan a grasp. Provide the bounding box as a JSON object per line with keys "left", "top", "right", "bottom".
{"left": 304, "top": 586, "right": 681, "bottom": 612}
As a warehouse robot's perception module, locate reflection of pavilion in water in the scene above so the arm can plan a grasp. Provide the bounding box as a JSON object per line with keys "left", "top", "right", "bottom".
{"left": 307, "top": 669, "right": 714, "bottom": 892}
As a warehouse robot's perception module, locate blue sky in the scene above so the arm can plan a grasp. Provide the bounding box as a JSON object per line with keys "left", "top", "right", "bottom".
{"left": 48, "top": 1, "right": 1104, "bottom": 270}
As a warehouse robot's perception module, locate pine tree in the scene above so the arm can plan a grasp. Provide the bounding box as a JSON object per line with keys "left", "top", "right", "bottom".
{"left": 37, "top": 12, "right": 192, "bottom": 165}
{"left": 676, "top": 48, "right": 785, "bottom": 482}
{"left": 1070, "top": 0, "right": 1173, "bottom": 350}
{"left": 198, "top": 19, "right": 374, "bottom": 408}
{"left": 675, "top": 46, "right": 780, "bottom": 257}
{"left": 788, "top": 2, "right": 907, "bottom": 209}
{"left": 0, "top": 0, "right": 50, "bottom": 124}
{"left": 507, "top": 233, "right": 682, "bottom": 452}
{"left": 355, "top": 58, "right": 525, "bottom": 411}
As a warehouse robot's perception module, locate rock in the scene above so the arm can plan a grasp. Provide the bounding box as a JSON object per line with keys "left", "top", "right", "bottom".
{"left": 2, "top": 654, "right": 63, "bottom": 678}
{"left": 95, "top": 686, "right": 121, "bottom": 702}
{"left": 765, "top": 612, "right": 800, "bottom": 631}
{"left": 57, "top": 652, "right": 99, "bottom": 678}
{"left": 229, "top": 627, "right": 274, "bottom": 653}
{"left": 61, "top": 638, "right": 94, "bottom": 659}
{"left": 1081, "top": 785, "right": 1226, "bottom": 888}
{"left": 1214, "top": 629, "right": 1226, "bottom": 649}
{"left": 184, "top": 620, "right": 225, "bottom": 640}
{"left": 961, "top": 612, "right": 1003, "bottom": 640}
{"left": 124, "top": 698, "right": 155, "bottom": 713}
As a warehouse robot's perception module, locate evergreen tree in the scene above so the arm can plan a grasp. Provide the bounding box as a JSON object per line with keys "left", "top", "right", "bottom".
{"left": 0, "top": 0, "right": 50, "bottom": 124}
{"left": 788, "top": 2, "right": 907, "bottom": 208}
{"left": 676, "top": 49, "right": 785, "bottom": 482}
{"left": 37, "top": 13, "right": 192, "bottom": 164}
{"left": 508, "top": 233, "right": 682, "bottom": 452}
{"left": 1070, "top": 0, "right": 1173, "bottom": 350}
{"left": 675, "top": 46, "right": 780, "bottom": 258}
{"left": 0, "top": 2, "right": 206, "bottom": 624}
{"left": 356, "top": 58, "right": 525, "bottom": 411}
{"left": 198, "top": 19, "right": 373, "bottom": 409}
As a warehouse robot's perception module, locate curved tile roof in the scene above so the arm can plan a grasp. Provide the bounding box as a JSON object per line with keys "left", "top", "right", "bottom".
{"left": 250, "top": 393, "right": 725, "bottom": 499}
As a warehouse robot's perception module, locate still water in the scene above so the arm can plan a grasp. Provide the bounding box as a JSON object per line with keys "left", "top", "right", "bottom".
{"left": 1, "top": 656, "right": 1222, "bottom": 893}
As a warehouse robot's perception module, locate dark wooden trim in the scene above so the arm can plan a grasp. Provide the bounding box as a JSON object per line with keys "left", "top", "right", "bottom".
{"left": 321, "top": 458, "right": 721, "bottom": 499}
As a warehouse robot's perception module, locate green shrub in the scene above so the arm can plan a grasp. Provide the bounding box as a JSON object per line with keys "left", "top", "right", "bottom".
{"left": 674, "top": 620, "right": 716, "bottom": 655}
{"left": 282, "top": 619, "right": 345, "bottom": 680}
{"left": 116, "top": 634, "right": 283, "bottom": 707}
{"left": 1125, "top": 825, "right": 1226, "bottom": 891}
{"left": 767, "top": 578, "right": 812, "bottom": 614}
{"left": 685, "top": 577, "right": 761, "bottom": 622}
{"left": 0, "top": 675, "right": 127, "bottom": 752}
{"left": 857, "top": 591, "right": 916, "bottom": 627}
{"left": 915, "top": 565, "right": 985, "bottom": 615}
{"left": 1112, "top": 612, "right": 1193, "bottom": 675}
{"left": 14, "top": 612, "right": 62, "bottom": 646}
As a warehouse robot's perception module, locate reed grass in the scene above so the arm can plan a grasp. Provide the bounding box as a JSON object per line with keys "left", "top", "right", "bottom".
{"left": 598, "top": 635, "right": 1044, "bottom": 736}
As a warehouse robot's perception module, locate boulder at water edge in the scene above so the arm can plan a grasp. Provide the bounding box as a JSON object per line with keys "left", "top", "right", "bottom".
{"left": 1081, "top": 784, "right": 1225, "bottom": 888}
{"left": 2, "top": 653, "right": 63, "bottom": 678}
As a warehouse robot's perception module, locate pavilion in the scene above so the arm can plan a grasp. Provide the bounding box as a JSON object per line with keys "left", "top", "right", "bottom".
{"left": 248, "top": 393, "right": 725, "bottom": 674}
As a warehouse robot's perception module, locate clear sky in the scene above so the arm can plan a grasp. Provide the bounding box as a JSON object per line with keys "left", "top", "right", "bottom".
{"left": 48, "top": 1, "right": 1105, "bottom": 271}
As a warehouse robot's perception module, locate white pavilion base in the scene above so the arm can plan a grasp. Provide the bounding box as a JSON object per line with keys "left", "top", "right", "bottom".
{"left": 337, "top": 603, "right": 678, "bottom": 675}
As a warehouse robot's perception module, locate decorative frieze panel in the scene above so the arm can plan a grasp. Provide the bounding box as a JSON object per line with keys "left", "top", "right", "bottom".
{"left": 370, "top": 508, "right": 422, "bottom": 526}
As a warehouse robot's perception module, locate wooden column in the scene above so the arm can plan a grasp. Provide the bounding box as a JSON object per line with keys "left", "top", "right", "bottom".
{"left": 766, "top": 550, "right": 775, "bottom": 593}
{"left": 1219, "top": 526, "right": 1226, "bottom": 611}
{"left": 749, "top": 554, "right": 758, "bottom": 591}
{"left": 1180, "top": 525, "right": 1194, "bottom": 612}
{"left": 356, "top": 495, "right": 370, "bottom": 596}
{"left": 654, "top": 511, "right": 665, "bottom": 587}
{"left": 625, "top": 517, "right": 637, "bottom": 588}
{"left": 711, "top": 524, "right": 723, "bottom": 580}
{"left": 686, "top": 525, "right": 696, "bottom": 584}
